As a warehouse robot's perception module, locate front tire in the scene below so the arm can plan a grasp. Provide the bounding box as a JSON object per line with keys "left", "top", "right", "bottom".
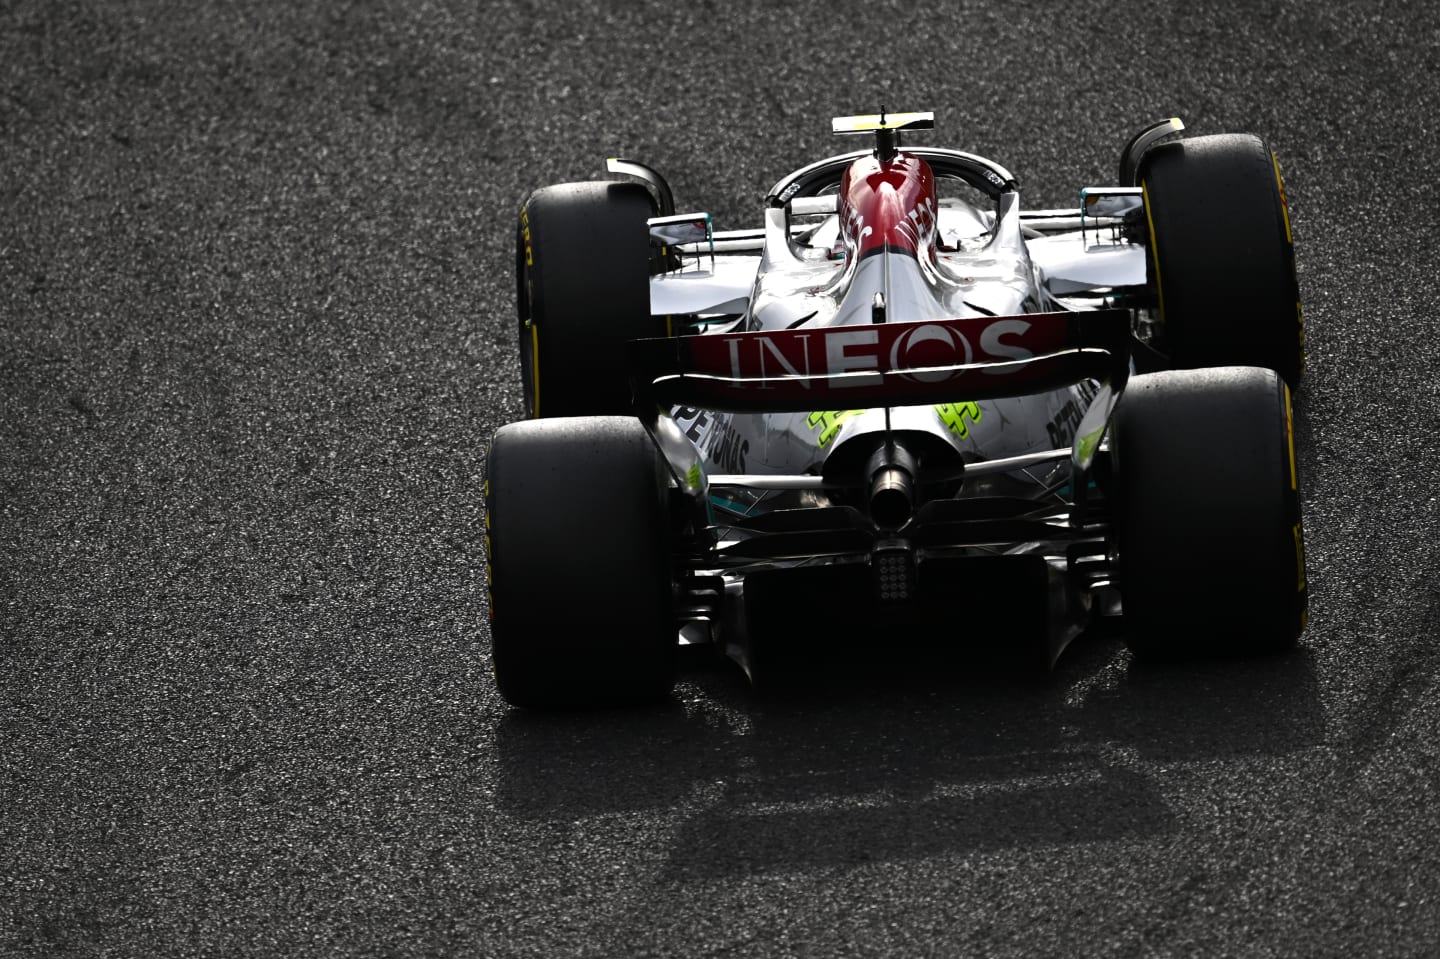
{"left": 485, "top": 416, "right": 677, "bottom": 708}
{"left": 516, "top": 181, "right": 660, "bottom": 418}
{"left": 1138, "top": 133, "right": 1304, "bottom": 389}
{"left": 1112, "top": 367, "right": 1307, "bottom": 661}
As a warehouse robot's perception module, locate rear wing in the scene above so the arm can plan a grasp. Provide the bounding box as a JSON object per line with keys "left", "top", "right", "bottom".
{"left": 629, "top": 309, "right": 1132, "bottom": 414}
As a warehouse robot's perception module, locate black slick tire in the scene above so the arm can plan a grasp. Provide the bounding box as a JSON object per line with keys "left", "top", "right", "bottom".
{"left": 516, "top": 181, "right": 660, "bottom": 418}
{"left": 1138, "top": 133, "right": 1305, "bottom": 389}
{"left": 1112, "top": 367, "right": 1307, "bottom": 662}
{"left": 485, "top": 415, "right": 676, "bottom": 708}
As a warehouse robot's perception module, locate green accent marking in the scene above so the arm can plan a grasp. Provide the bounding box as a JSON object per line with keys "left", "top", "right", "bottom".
{"left": 1074, "top": 428, "right": 1102, "bottom": 464}
{"left": 806, "top": 409, "right": 866, "bottom": 447}
{"left": 935, "top": 402, "right": 981, "bottom": 438}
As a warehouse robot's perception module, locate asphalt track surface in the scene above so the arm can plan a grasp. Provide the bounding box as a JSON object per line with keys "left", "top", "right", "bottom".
{"left": 3, "top": 1, "right": 1439, "bottom": 957}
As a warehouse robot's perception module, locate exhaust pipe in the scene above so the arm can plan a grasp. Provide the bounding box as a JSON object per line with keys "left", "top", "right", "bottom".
{"left": 866, "top": 441, "right": 918, "bottom": 530}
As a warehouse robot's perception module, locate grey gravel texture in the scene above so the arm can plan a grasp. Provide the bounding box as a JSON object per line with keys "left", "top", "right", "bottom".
{"left": 3, "top": 0, "right": 1439, "bottom": 956}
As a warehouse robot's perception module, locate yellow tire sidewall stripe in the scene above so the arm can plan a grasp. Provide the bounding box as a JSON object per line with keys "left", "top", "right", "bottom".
{"left": 529, "top": 322, "right": 541, "bottom": 418}
{"left": 1272, "top": 151, "right": 1293, "bottom": 245}
{"left": 1141, "top": 178, "right": 1166, "bottom": 322}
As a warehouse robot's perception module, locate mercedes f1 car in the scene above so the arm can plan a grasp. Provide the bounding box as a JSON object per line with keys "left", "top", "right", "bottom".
{"left": 485, "top": 112, "right": 1309, "bottom": 708}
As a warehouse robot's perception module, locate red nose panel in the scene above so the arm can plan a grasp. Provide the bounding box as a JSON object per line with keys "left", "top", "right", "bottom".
{"left": 839, "top": 153, "right": 937, "bottom": 259}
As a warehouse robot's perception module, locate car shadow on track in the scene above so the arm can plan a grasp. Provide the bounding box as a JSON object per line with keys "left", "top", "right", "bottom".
{"left": 492, "top": 634, "right": 1326, "bottom": 875}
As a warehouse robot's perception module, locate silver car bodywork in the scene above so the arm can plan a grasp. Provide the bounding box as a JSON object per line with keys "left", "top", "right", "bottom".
{"left": 620, "top": 124, "right": 1163, "bottom": 672}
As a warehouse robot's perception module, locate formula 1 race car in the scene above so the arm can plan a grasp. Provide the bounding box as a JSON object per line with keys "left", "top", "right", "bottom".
{"left": 485, "top": 111, "right": 1309, "bottom": 709}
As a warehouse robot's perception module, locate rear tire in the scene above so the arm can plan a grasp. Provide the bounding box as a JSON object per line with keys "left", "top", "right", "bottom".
{"left": 1112, "top": 367, "right": 1307, "bottom": 661}
{"left": 1138, "top": 133, "right": 1304, "bottom": 389}
{"left": 516, "top": 181, "right": 660, "bottom": 418}
{"left": 485, "top": 416, "right": 677, "bottom": 708}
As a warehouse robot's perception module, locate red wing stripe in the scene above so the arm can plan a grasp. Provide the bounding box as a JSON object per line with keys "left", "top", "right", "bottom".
{"left": 630, "top": 310, "right": 1131, "bottom": 413}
